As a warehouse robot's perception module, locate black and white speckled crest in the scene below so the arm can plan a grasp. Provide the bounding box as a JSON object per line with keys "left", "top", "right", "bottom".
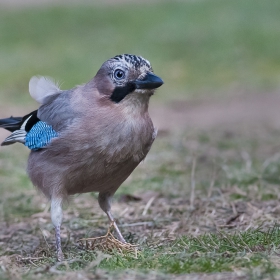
{"left": 111, "top": 54, "right": 153, "bottom": 72}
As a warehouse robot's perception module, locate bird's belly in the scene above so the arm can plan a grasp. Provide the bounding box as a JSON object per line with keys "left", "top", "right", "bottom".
{"left": 66, "top": 155, "right": 140, "bottom": 195}
{"left": 27, "top": 125, "right": 154, "bottom": 198}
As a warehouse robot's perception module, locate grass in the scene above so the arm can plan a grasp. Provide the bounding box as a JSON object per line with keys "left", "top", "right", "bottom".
{"left": 3, "top": 228, "right": 280, "bottom": 279}
{"left": 0, "top": 0, "right": 280, "bottom": 105}
{"left": 1, "top": 0, "right": 280, "bottom": 279}
{"left": 1, "top": 127, "right": 280, "bottom": 279}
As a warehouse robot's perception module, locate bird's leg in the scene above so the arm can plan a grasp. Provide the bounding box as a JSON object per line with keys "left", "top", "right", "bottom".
{"left": 98, "top": 192, "right": 126, "bottom": 243}
{"left": 106, "top": 210, "right": 126, "bottom": 243}
{"left": 51, "top": 197, "right": 64, "bottom": 261}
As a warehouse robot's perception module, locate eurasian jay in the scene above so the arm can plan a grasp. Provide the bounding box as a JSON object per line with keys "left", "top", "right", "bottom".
{"left": 0, "top": 54, "right": 163, "bottom": 261}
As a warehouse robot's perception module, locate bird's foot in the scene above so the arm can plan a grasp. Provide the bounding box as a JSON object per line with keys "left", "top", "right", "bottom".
{"left": 55, "top": 225, "right": 64, "bottom": 262}
{"left": 57, "top": 249, "right": 64, "bottom": 262}
{"left": 78, "top": 224, "right": 138, "bottom": 254}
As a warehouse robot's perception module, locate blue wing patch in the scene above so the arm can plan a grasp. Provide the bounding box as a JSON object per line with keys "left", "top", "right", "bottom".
{"left": 25, "top": 121, "right": 58, "bottom": 150}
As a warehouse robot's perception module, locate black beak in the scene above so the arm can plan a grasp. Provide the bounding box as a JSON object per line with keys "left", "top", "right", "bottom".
{"left": 134, "top": 72, "right": 164, "bottom": 90}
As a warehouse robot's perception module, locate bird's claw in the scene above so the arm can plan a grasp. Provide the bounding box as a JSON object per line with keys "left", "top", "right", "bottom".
{"left": 57, "top": 250, "right": 64, "bottom": 262}
{"left": 78, "top": 225, "right": 138, "bottom": 254}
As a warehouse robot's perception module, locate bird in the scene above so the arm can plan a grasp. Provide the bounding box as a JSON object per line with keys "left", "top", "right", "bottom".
{"left": 0, "top": 54, "right": 163, "bottom": 261}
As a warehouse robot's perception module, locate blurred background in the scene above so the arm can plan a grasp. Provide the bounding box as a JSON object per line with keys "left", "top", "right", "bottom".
{"left": 0, "top": 0, "right": 280, "bottom": 104}
{"left": 2, "top": 1, "right": 280, "bottom": 276}
{"left": 1, "top": 0, "right": 280, "bottom": 253}
{"left": 0, "top": 0, "right": 280, "bottom": 198}
{"left": 0, "top": 0, "right": 279, "bottom": 127}
{"left": 0, "top": 0, "right": 279, "bottom": 200}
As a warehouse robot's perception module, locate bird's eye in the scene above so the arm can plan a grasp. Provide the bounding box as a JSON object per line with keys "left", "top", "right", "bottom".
{"left": 114, "top": 69, "right": 125, "bottom": 80}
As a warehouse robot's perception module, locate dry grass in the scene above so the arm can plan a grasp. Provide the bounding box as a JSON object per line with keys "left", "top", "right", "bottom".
{"left": 1, "top": 114, "right": 280, "bottom": 279}
{"left": 78, "top": 224, "right": 139, "bottom": 255}
{"left": 0, "top": 1, "right": 280, "bottom": 278}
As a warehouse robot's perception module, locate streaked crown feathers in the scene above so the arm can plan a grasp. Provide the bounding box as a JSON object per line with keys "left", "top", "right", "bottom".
{"left": 111, "top": 54, "right": 152, "bottom": 71}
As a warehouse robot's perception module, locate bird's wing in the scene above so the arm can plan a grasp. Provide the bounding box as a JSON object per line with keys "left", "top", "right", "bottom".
{"left": 1, "top": 110, "right": 58, "bottom": 150}
{"left": 1, "top": 76, "right": 74, "bottom": 148}
{"left": 29, "top": 76, "right": 61, "bottom": 104}
{"left": 37, "top": 82, "right": 85, "bottom": 132}
{"left": 28, "top": 73, "right": 76, "bottom": 131}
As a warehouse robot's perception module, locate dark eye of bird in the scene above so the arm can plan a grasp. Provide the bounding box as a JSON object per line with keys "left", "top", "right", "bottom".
{"left": 114, "top": 69, "right": 125, "bottom": 80}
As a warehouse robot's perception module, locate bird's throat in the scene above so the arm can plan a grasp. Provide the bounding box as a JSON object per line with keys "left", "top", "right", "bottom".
{"left": 119, "top": 93, "right": 150, "bottom": 115}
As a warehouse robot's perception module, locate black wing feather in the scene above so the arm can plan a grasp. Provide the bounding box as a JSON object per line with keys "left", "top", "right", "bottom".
{"left": 0, "top": 110, "right": 39, "bottom": 132}
{"left": 0, "top": 116, "right": 23, "bottom": 132}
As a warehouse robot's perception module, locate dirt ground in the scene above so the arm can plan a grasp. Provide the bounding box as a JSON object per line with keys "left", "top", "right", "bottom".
{"left": 151, "top": 92, "right": 280, "bottom": 132}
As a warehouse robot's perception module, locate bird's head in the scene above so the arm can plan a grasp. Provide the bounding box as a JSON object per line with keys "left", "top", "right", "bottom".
{"left": 94, "top": 54, "right": 164, "bottom": 103}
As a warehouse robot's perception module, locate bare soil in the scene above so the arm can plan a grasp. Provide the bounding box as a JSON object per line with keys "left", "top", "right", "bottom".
{"left": 151, "top": 92, "right": 280, "bottom": 132}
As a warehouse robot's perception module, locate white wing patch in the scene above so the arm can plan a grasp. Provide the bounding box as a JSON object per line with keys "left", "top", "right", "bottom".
{"left": 29, "top": 76, "right": 61, "bottom": 104}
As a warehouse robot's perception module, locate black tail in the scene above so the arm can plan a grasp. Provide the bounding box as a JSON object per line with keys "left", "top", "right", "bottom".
{"left": 0, "top": 111, "right": 39, "bottom": 146}
{"left": 0, "top": 110, "right": 38, "bottom": 133}
{"left": 0, "top": 116, "right": 23, "bottom": 132}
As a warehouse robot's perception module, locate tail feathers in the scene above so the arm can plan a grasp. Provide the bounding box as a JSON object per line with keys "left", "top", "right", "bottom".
{"left": 1, "top": 112, "right": 37, "bottom": 146}
{"left": 1, "top": 129, "right": 26, "bottom": 146}
{"left": 0, "top": 116, "right": 23, "bottom": 132}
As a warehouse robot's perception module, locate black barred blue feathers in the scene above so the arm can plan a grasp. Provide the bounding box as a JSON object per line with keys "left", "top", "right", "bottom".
{"left": 25, "top": 121, "right": 58, "bottom": 150}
